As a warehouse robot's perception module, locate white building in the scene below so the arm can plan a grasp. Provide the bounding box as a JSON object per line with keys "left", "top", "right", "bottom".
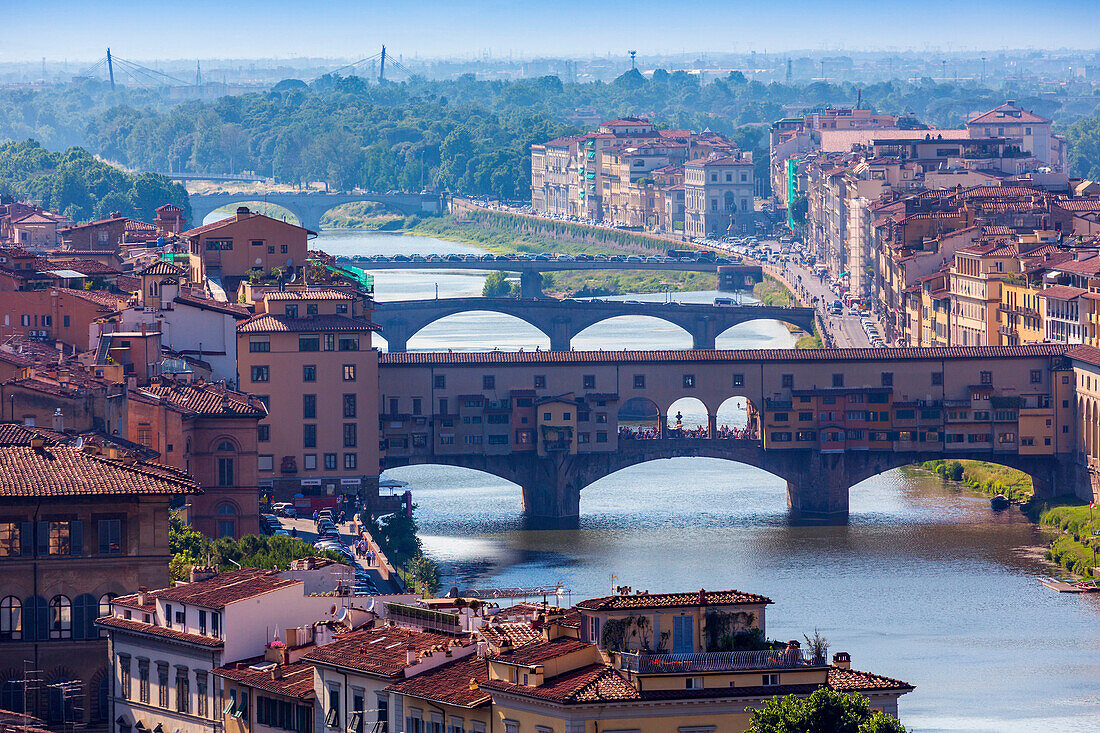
{"left": 98, "top": 567, "right": 347, "bottom": 733}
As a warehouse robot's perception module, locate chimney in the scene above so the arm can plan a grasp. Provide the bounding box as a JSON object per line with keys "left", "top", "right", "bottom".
{"left": 137, "top": 586, "right": 148, "bottom": 605}
{"left": 406, "top": 649, "right": 417, "bottom": 666}
{"left": 190, "top": 565, "right": 218, "bottom": 583}
{"left": 52, "top": 408, "right": 64, "bottom": 432}
{"left": 236, "top": 206, "right": 250, "bottom": 221}
{"left": 833, "top": 651, "right": 851, "bottom": 669}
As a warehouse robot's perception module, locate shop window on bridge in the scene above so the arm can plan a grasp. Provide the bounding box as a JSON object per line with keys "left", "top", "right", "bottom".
{"left": 869, "top": 392, "right": 889, "bottom": 404}
{"left": 998, "top": 432, "right": 1018, "bottom": 444}
{"left": 772, "top": 432, "right": 792, "bottom": 442}
{"left": 796, "top": 431, "right": 817, "bottom": 441}
{"left": 1021, "top": 437, "right": 1035, "bottom": 446}
{"left": 832, "top": 374, "right": 844, "bottom": 387}
{"left": 488, "top": 435, "right": 509, "bottom": 445}
{"left": 1030, "top": 369, "right": 1042, "bottom": 384}
{"left": 946, "top": 433, "right": 964, "bottom": 444}
{"left": 732, "top": 373, "right": 744, "bottom": 387}
{"left": 634, "top": 374, "right": 647, "bottom": 389}
{"left": 412, "top": 435, "right": 427, "bottom": 447}
{"left": 534, "top": 375, "right": 546, "bottom": 389}
{"left": 898, "top": 431, "right": 915, "bottom": 442}
{"left": 799, "top": 411, "right": 813, "bottom": 421}
{"left": 974, "top": 410, "right": 990, "bottom": 421}
{"left": 980, "top": 371, "right": 993, "bottom": 385}
{"left": 921, "top": 408, "right": 941, "bottom": 419}
{"left": 896, "top": 409, "right": 915, "bottom": 420}
{"left": 682, "top": 374, "right": 696, "bottom": 388}
{"left": 773, "top": 412, "right": 789, "bottom": 422}
{"left": 583, "top": 375, "right": 596, "bottom": 389}
{"left": 781, "top": 374, "right": 793, "bottom": 388}
{"left": 596, "top": 432, "right": 608, "bottom": 443}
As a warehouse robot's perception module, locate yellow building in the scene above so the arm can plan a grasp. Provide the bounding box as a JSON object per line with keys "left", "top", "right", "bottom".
{"left": 949, "top": 241, "right": 1021, "bottom": 346}
{"left": 215, "top": 645, "right": 315, "bottom": 733}
{"left": 999, "top": 276, "right": 1045, "bottom": 345}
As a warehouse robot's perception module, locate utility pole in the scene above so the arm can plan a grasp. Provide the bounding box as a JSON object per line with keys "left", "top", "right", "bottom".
{"left": 379, "top": 45, "right": 386, "bottom": 83}
{"left": 106, "top": 47, "right": 115, "bottom": 90}
{"left": 629, "top": 50, "right": 636, "bottom": 70}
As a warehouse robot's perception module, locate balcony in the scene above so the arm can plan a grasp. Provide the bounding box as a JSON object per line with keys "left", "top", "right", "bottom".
{"left": 384, "top": 602, "right": 461, "bottom": 634}
{"left": 618, "top": 649, "right": 816, "bottom": 674}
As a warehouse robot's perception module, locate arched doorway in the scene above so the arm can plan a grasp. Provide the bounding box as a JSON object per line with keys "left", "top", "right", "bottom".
{"left": 666, "top": 397, "right": 709, "bottom": 437}
{"left": 715, "top": 396, "right": 760, "bottom": 440}
{"left": 617, "top": 397, "right": 661, "bottom": 440}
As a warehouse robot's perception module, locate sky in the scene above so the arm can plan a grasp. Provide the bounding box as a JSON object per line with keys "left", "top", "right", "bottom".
{"left": 5, "top": 0, "right": 1100, "bottom": 63}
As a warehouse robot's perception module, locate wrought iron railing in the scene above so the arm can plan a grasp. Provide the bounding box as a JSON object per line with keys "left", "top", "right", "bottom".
{"left": 618, "top": 649, "right": 815, "bottom": 673}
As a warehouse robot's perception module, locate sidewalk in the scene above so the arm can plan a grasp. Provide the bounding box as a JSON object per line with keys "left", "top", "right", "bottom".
{"left": 282, "top": 516, "right": 403, "bottom": 593}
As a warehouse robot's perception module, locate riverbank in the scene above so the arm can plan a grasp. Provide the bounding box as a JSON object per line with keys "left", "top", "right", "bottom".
{"left": 752, "top": 275, "right": 820, "bottom": 349}
{"left": 918, "top": 460, "right": 1033, "bottom": 503}
{"left": 400, "top": 214, "right": 716, "bottom": 295}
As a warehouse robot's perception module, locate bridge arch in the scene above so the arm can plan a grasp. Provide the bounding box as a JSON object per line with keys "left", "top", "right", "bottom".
{"left": 200, "top": 201, "right": 302, "bottom": 227}
{"left": 382, "top": 309, "right": 552, "bottom": 352}
{"left": 713, "top": 318, "right": 807, "bottom": 349}
{"left": 572, "top": 315, "right": 694, "bottom": 351}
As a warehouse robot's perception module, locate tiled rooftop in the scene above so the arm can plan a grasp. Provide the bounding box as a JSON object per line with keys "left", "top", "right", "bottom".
{"left": 385, "top": 654, "right": 490, "bottom": 709}
{"left": 380, "top": 345, "right": 1068, "bottom": 366}
{"left": 214, "top": 658, "right": 317, "bottom": 700}
{"left": 154, "top": 568, "right": 300, "bottom": 609}
{"left": 479, "top": 622, "right": 543, "bottom": 650}
{"left": 576, "top": 589, "right": 772, "bottom": 611}
{"left": 96, "top": 615, "right": 224, "bottom": 648}
{"left": 489, "top": 637, "right": 592, "bottom": 665}
{"left": 827, "top": 666, "right": 914, "bottom": 692}
{"left": 483, "top": 663, "right": 639, "bottom": 704}
{"left": 132, "top": 380, "right": 267, "bottom": 417}
{"left": 237, "top": 314, "right": 380, "bottom": 334}
{"left": 303, "top": 626, "right": 469, "bottom": 678}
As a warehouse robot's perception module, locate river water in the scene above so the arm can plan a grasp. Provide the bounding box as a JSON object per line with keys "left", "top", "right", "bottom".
{"left": 318, "top": 229, "right": 1100, "bottom": 732}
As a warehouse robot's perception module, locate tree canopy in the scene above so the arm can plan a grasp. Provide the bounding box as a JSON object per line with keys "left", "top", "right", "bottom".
{"left": 0, "top": 138, "right": 190, "bottom": 223}
{"left": 746, "top": 688, "right": 909, "bottom": 733}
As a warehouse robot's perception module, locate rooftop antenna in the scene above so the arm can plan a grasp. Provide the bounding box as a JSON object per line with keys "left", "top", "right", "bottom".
{"left": 195, "top": 60, "right": 202, "bottom": 86}
{"left": 106, "top": 47, "right": 115, "bottom": 90}
{"left": 379, "top": 45, "right": 386, "bottom": 83}
{"left": 629, "top": 50, "right": 636, "bottom": 70}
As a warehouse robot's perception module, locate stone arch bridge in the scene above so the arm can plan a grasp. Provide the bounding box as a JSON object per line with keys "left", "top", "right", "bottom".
{"left": 372, "top": 298, "right": 817, "bottom": 351}
{"left": 187, "top": 191, "right": 442, "bottom": 230}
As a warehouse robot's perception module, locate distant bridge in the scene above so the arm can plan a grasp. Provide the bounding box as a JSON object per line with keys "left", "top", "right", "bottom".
{"left": 372, "top": 297, "right": 817, "bottom": 351}
{"left": 355, "top": 257, "right": 763, "bottom": 297}
{"left": 187, "top": 190, "right": 444, "bottom": 230}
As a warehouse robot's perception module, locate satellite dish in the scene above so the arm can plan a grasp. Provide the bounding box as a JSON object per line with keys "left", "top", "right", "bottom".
{"left": 73, "top": 436, "right": 84, "bottom": 450}
{"left": 255, "top": 257, "right": 262, "bottom": 265}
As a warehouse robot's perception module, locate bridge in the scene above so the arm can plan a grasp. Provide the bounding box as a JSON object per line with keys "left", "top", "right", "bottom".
{"left": 353, "top": 256, "right": 762, "bottom": 297}
{"left": 377, "top": 345, "right": 1093, "bottom": 526}
{"left": 187, "top": 190, "right": 443, "bottom": 230}
{"left": 372, "top": 297, "right": 817, "bottom": 351}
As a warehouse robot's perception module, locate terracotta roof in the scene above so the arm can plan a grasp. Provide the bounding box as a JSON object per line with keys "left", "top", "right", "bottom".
{"left": 489, "top": 637, "right": 592, "bottom": 665}
{"left": 1067, "top": 344, "right": 1100, "bottom": 367}
{"left": 0, "top": 425, "right": 200, "bottom": 498}
{"left": 482, "top": 663, "right": 639, "bottom": 704}
{"left": 181, "top": 211, "right": 315, "bottom": 237}
{"left": 138, "top": 261, "right": 187, "bottom": 276}
{"left": 56, "top": 287, "right": 128, "bottom": 309}
{"left": 131, "top": 381, "right": 267, "bottom": 417}
{"left": 214, "top": 658, "right": 316, "bottom": 700}
{"left": 968, "top": 103, "right": 1050, "bottom": 126}
{"left": 385, "top": 655, "right": 490, "bottom": 709}
{"left": 174, "top": 293, "right": 252, "bottom": 317}
{"left": 237, "top": 314, "right": 379, "bottom": 334}
{"left": 1040, "top": 285, "right": 1088, "bottom": 300}
{"left": 263, "top": 290, "right": 355, "bottom": 301}
{"left": 303, "top": 626, "right": 469, "bottom": 678}
{"left": 379, "top": 345, "right": 1068, "bottom": 366}
{"left": 479, "top": 622, "right": 543, "bottom": 650}
{"left": 1049, "top": 258, "right": 1100, "bottom": 277}
{"left": 96, "top": 615, "right": 223, "bottom": 647}
{"left": 576, "top": 589, "right": 771, "bottom": 612}
{"left": 45, "top": 258, "right": 121, "bottom": 275}
{"left": 0, "top": 423, "right": 66, "bottom": 445}
{"left": 827, "top": 666, "right": 914, "bottom": 692}
{"left": 1054, "top": 198, "right": 1100, "bottom": 212}
{"left": 685, "top": 155, "right": 751, "bottom": 167}
{"left": 554, "top": 609, "right": 583, "bottom": 629}
{"left": 153, "top": 568, "right": 300, "bottom": 609}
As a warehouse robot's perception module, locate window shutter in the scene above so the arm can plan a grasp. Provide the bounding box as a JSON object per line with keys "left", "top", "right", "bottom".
{"left": 20, "top": 522, "right": 33, "bottom": 556}
{"left": 36, "top": 521, "right": 48, "bottom": 556}
{"left": 71, "top": 521, "right": 83, "bottom": 555}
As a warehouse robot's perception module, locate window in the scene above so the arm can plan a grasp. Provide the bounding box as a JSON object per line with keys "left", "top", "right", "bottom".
{"left": 326, "top": 687, "right": 341, "bottom": 729}
{"left": 258, "top": 455, "right": 274, "bottom": 472}
{"left": 832, "top": 373, "right": 844, "bottom": 387}
{"left": 196, "top": 673, "right": 208, "bottom": 718}
{"left": 412, "top": 398, "right": 422, "bottom": 415}
{"left": 881, "top": 372, "right": 894, "bottom": 387}
{"left": 343, "top": 365, "right": 356, "bottom": 381}
{"left": 258, "top": 425, "right": 270, "bottom": 442}
{"left": 344, "top": 453, "right": 357, "bottom": 470}
{"left": 980, "top": 370, "right": 993, "bottom": 385}
{"left": 249, "top": 340, "right": 270, "bottom": 352}
{"left": 343, "top": 424, "right": 357, "bottom": 447}
{"left": 0, "top": 596, "right": 21, "bottom": 640}
{"left": 596, "top": 431, "right": 608, "bottom": 443}
{"left": 251, "top": 239, "right": 264, "bottom": 247}
{"left": 299, "top": 336, "right": 320, "bottom": 352}
{"left": 98, "top": 519, "right": 121, "bottom": 554}
{"left": 324, "top": 454, "right": 337, "bottom": 470}
{"left": 534, "top": 375, "right": 546, "bottom": 389}
{"left": 285, "top": 304, "right": 299, "bottom": 318}
{"left": 1030, "top": 369, "right": 1042, "bottom": 384}
{"left": 338, "top": 337, "right": 359, "bottom": 351}
{"left": 176, "top": 669, "right": 190, "bottom": 713}
{"left": 685, "top": 677, "right": 703, "bottom": 689}
{"left": 47, "top": 595, "right": 71, "bottom": 639}
{"left": 324, "top": 334, "right": 336, "bottom": 351}
{"left": 303, "top": 364, "right": 317, "bottom": 382}
{"left": 63, "top": 315, "right": 69, "bottom": 328}
{"left": 303, "top": 394, "right": 317, "bottom": 419}
{"left": 782, "top": 374, "right": 793, "bottom": 388}
{"left": 303, "top": 424, "right": 317, "bottom": 448}
{"left": 251, "top": 365, "right": 270, "bottom": 382}
{"left": 304, "top": 454, "right": 318, "bottom": 470}
{"left": 683, "top": 374, "right": 696, "bottom": 388}
{"left": 217, "top": 456, "right": 235, "bottom": 487}
{"left": 633, "top": 374, "right": 646, "bottom": 389}
{"left": 433, "top": 375, "right": 446, "bottom": 389}
{"left": 932, "top": 371, "right": 943, "bottom": 386}
{"left": 762, "top": 673, "right": 780, "bottom": 686}
{"left": 212, "top": 612, "right": 220, "bottom": 638}
{"left": 0, "top": 522, "right": 20, "bottom": 557}
{"left": 343, "top": 394, "right": 357, "bottom": 418}
{"left": 138, "top": 659, "right": 149, "bottom": 703}
{"left": 733, "top": 373, "right": 744, "bottom": 387}
{"left": 583, "top": 374, "right": 596, "bottom": 389}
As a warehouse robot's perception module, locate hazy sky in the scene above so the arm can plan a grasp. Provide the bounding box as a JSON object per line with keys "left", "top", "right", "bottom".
{"left": 6, "top": 0, "right": 1100, "bottom": 63}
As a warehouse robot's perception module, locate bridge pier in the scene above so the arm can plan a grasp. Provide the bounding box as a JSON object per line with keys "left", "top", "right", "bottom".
{"left": 549, "top": 316, "right": 573, "bottom": 351}
{"left": 779, "top": 451, "right": 853, "bottom": 523}
{"left": 380, "top": 319, "right": 410, "bottom": 353}
{"left": 513, "top": 454, "right": 582, "bottom": 528}
{"left": 520, "top": 271, "right": 545, "bottom": 299}
{"left": 689, "top": 316, "right": 719, "bottom": 350}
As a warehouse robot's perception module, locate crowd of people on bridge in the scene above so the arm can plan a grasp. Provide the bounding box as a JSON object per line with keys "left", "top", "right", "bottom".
{"left": 618, "top": 425, "right": 758, "bottom": 440}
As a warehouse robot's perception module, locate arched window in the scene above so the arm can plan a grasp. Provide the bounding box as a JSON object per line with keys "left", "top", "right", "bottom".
{"left": 215, "top": 441, "right": 236, "bottom": 487}
{"left": 1, "top": 680, "right": 24, "bottom": 714}
{"left": 149, "top": 282, "right": 159, "bottom": 298}
{"left": 0, "top": 596, "right": 21, "bottom": 640}
{"left": 95, "top": 675, "right": 110, "bottom": 722}
{"left": 216, "top": 503, "right": 237, "bottom": 539}
{"left": 98, "top": 593, "right": 118, "bottom": 638}
{"left": 73, "top": 594, "right": 98, "bottom": 640}
{"left": 48, "top": 677, "right": 76, "bottom": 724}
{"left": 49, "top": 595, "right": 72, "bottom": 639}
{"left": 23, "top": 596, "right": 47, "bottom": 641}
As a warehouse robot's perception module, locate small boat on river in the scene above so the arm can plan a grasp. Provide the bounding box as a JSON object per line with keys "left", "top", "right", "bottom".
{"left": 990, "top": 493, "right": 1010, "bottom": 510}
{"left": 1039, "top": 577, "right": 1100, "bottom": 593}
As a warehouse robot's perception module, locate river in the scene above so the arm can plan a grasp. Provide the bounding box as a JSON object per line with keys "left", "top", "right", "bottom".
{"left": 321, "top": 228, "right": 1100, "bottom": 732}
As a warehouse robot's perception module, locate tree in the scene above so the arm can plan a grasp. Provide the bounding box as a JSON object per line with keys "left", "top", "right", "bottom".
{"left": 746, "top": 688, "right": 910, "bottom": 733}
{"left": 404, "top": 553, "right": 441, "bottom": 596}
{"left": 482, "top": 271, "right": 513, "bottom": 297}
